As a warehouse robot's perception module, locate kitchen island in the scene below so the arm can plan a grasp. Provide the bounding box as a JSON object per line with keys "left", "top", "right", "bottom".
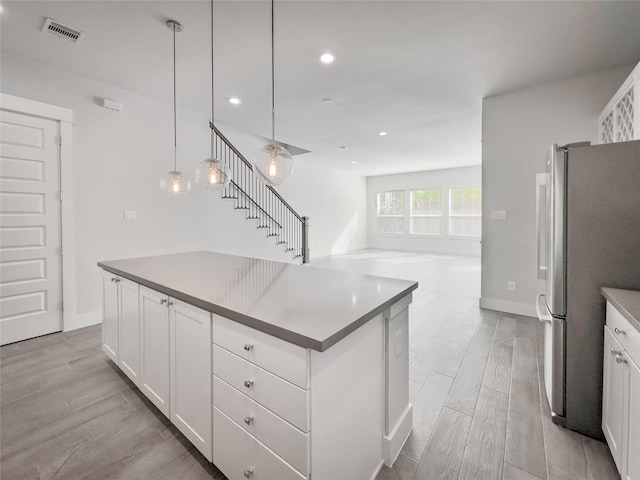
{"left": 98, "top": 251, "right": 418, "bottom": 480}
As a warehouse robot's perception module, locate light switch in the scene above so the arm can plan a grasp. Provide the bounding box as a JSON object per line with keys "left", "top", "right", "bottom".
{"left": 491, "top": 210, "right": 507, "bottom": 220}
{"left": 124, "top": 210, "right": 137, "bottom": 221}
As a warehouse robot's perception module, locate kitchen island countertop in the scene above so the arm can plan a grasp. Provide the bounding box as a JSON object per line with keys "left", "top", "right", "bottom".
{"left": 99, "top": 251, "right": 418, "bottom": 351}
{"left": 601, "top": 287, "right": 640, "bottom": 334}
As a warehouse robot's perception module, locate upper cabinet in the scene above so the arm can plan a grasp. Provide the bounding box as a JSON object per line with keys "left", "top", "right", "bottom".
{"left": 599, "top": 61, "right": 640, "bottom": 144}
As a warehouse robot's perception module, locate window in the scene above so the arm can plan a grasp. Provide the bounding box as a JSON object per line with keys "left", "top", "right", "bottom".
{"left": 376, "top": 190, "right": 405, "bottom": 234}
{"left": 410, "top": 189, "right": 443, "bottom": 235}
{"left": 449, "top": 186, "right": 482, "bottom": 237}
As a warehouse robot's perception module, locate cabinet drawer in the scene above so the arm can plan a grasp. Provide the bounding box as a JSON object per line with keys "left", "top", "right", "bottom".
{"left": 213, "top": 407, "right": 306, "bottom": 480}
{"left": 607, "top": 302, "right": 640, "bottom": 361}
{"left": 213, "top": 344, "right": 309, "bottom": 432}
{"left": 213, "top": 375, "right": 309, "bottom": 475}
{"left": 212, "top": 314, "right": 308, "bottom": 389}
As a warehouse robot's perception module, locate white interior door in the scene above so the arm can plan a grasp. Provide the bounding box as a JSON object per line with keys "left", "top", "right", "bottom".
{"left": 0, "top": 109, "right": 62, "bottom": 345}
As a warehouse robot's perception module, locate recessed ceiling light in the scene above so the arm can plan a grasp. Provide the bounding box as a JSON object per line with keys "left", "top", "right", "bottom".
{"left": 378, "top": 131, "right": 388, "bottom": 136}
{"left": 228, "top": 97, "right": 241, "bottom": 105}
{"left": 339, "top": 146, "right": 347, "bottom": 150}
{"left": 351, "top": 161, "right": 357, "bottom": 164}
{"left": 320, "top": 53, "right": 335, "bottom": 64}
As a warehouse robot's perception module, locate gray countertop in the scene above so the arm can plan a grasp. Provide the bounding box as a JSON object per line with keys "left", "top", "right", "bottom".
{"left": 98, "top": 251, "right": 418, "bottom": 352}
{"left": 601, "top": 287, "right": 640, "bottom": 334}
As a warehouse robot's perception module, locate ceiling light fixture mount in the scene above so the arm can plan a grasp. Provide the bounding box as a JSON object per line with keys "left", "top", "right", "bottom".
{"left": 253, "top": 0, "right": 294, "bottom": 186}
{"left": 195, "top": 0, "right": 231, "bottom": 192}
{"left": 160, "top": 19, "right": 191, "bottom": 199}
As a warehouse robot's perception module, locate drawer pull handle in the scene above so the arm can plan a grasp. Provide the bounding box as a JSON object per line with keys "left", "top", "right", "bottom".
{"left": 615, "top": 354, "right": 627, "bottom": 365}
{"left": 244, "top": 415, "right": 254, "bottom": 425}
{"left": 614, "top": 327, "right": 626, "bottom": 335}
{"left": 243, "top": 344, "right": 254, "bottom": 351}
{"left": 244, "top": 467, "right": 254, "bottom": 478}
{"left": 244, "top": 380, "right": 254, "bottom": 388}
{"left": 611, "top": 347, "right": 622, "bottom": 356}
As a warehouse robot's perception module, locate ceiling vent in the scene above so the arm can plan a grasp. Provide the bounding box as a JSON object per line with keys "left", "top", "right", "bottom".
{"left": 41, "top": 18, "right": 85, "bottom": 44}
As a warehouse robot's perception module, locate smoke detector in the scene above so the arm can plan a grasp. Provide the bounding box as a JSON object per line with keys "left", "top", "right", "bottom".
{"left": 41, "top": 18, "right": 85, "bottom": 44}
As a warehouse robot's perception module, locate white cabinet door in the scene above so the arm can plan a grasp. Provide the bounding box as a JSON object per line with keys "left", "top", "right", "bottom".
{"left": 603, "top": 327, "right": 626, "bottom": 472}
{"left": 140, "top": 286, "right": 170, "bottom": 416}
{"left": 169, "top": 299, "right": 212, "bottom": 461}
{"left": 102, "top": 271, "right": 119, "bottom": 363}
{"left": 118, "top": 278, "right": 140, "bottom": 386}
{"left": 624, "top": 355, "right": 640, "bottom": 480}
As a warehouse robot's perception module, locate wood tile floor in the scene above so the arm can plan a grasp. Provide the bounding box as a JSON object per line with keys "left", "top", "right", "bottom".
{"left": 0, "top": 249, "right": 619, "bottom": 480}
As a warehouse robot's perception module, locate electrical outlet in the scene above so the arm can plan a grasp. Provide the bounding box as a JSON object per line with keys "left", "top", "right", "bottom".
{"left": 124, "top": 210, "right": 137, "bottom": 221}
{"left": 507, "top": 281, "right": 516, "bottom": 291}
{"left": 491, "top": 210, "right": 507, "bottom": 220}
{"left": 395, "top": 330, "right": 403, "bottom": 357}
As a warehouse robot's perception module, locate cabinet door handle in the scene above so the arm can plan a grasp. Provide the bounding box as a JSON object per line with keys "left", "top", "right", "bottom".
{"left": 111, "top": 277, "right": 117, "bottom": 282}
{"left": 160, "top": 298, "right": 167, "bottom": 305}
{"left": 168, "top": 301, "right": 173, "bottom": 307}
{"left": 244, "top": 415, "right": 254, "bottom": 425}
{"left": 615, "top": 354, "right": 627, "bottom": 365}
{"left": 611, "top": 347, "right": 622, "bottom": 356}
{"left": 614, "top": 327, "right": 626, "bottom": 335}
{"left": 243, "top": 380, "right": 254, "bottom": 388}
{"left": 243, "top": 344, "right": 254, "bottom": 351}
{"left": 243, "top": 467, "right": 254, "bottom": 478}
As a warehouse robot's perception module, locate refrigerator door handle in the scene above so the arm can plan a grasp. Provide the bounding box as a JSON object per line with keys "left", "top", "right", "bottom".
{"left": 536, "top": 173, "right": 548, "bottom": 280}
{"left": 536, "top": 293, "right": 553, "bottom": 323}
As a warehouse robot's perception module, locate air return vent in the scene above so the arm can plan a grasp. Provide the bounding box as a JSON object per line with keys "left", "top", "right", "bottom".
{"left": 41, "top": 18, "right": 85, "bottom": 44}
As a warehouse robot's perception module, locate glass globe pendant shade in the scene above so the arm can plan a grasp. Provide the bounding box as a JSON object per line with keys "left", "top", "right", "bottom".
{"left": 160, "top": 170, "right": 191, "bottom": 199}
{"left": 195, "top": 157, "right": 231, "bottom": 191}
{"left": 254, "top": 143, "right": 294, "bottom": 186}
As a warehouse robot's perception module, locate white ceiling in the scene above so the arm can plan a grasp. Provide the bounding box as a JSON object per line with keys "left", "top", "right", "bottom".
{"left": 2, "top": 1, "right": 640, "bottom": 176}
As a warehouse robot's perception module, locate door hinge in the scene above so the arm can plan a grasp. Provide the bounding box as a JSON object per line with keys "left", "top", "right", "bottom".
{"left": 57, "top": 135, "right": 62, "bottom": 146}
{"left": 57, "top": 247, "right": 63, "bottom": 256}
{"left": 59, "top": 301, "right": 64, "bottom": 312}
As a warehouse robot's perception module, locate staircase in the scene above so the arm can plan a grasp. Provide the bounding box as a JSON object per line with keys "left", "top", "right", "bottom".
{"left": 212, "top": 125, "right": 309, "bottom": 264}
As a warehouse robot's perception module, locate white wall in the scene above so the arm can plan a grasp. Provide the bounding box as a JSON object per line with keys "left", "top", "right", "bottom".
{"left": 481, "top": 64, "right": 634, "bottom": 316}
{"left": 1, "top": 52, "right": 367, "bottom": 328}
{"left": 367, "top": 166, "right": 482, "bottom": 255}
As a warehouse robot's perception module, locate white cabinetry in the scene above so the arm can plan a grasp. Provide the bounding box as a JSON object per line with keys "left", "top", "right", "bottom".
{"left": 118, "top": 278, "right": 140, "bottom": 385}
{"left": 603, "top": 302, "right": 640, "bottom": 480}
{"left": 101, "top": 271, "right": 119, "bottom": 363}
{"left": 170, "top": 299, "right": 212, "bottom": 461}
{"left": 101, "top": 272, "right": 139, "bottom": 384}
{"left": 599, "top": 61, "right": 640, "bottom": 144}
{"left": 212, "top": 310, "right": 392, "bottom": 480}
{"left": 139, "top": 286, "right": 171, "bottom": 417}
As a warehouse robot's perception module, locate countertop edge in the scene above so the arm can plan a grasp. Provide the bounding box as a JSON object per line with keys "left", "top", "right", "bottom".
{"left": 601, "top": 287, "right": 640, "bottom": 334}
{"left": 99, "top": 262, "right": 418, "bottom": 352}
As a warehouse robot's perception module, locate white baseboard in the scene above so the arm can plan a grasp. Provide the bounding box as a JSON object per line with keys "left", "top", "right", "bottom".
{"left": 383, "top": 403, "right": 413, "bottom": 467}
{"left": 479, "top": 297, "right": 537, "bottom": 317}
{"left": 64, "top": 310, "right": 101, "bottom": 332}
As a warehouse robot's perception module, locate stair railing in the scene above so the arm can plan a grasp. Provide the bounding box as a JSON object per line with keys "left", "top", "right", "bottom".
{"left": 211, "top": 124, "right": 309, "bottom": 263}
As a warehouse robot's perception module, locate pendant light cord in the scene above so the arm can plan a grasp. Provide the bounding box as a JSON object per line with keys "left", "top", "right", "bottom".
{"left": 172, "top": 22, "right": 177, "bottom": 172}
{"left": 210, "top": 0, "right": 215, "bottom": 158}
{"left": 271, "top": 0, "right": 275, "bottom": 143}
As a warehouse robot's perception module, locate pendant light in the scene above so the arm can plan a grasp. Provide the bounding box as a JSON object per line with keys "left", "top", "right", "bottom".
{"left": 253, "top": 0, "right": 294, "bottom": 186}
{"left": 195, "top": 0, "right": 231, "bottom": 191}
{"left": 160, "top": 19, "right": 191, "bottom": 199}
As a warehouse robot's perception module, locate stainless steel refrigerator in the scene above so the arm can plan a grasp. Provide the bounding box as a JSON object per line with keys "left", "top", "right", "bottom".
{"left": 536, "top": 139, "right": 640, "bottom": 439}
